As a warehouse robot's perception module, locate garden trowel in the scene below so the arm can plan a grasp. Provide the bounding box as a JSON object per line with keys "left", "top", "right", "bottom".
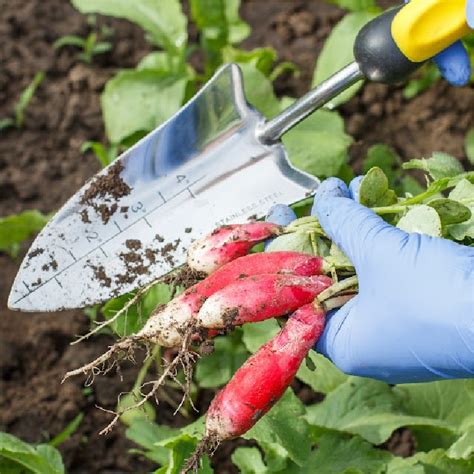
{"left": 9, "top": 0, "right": 471, "bottom": 311}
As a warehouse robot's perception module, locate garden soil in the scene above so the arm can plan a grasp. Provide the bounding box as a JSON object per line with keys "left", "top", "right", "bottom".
{"left": 0, "top": 0, "right": 472, "bottom": 472}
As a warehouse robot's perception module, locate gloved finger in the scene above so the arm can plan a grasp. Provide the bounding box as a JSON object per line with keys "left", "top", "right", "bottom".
{"left": 348, "top": 175, "right": 363, "bottom": 202}
{"left": 314, "top": 297, "right": 358, "bottom": 363}
{"left": 433, "top": 41, "right": 471, "bottom": 86}
{"left": 311, "top": 180, "right": 407, "bottom": 269}
{"left": 264, "top": 204, "right": 296, "bottom": 250}
{"left": 403, "top": 0, "right": 471, "bottom": 86}
{"left": 467, "top": 0, "right": 474, "bottom": 28}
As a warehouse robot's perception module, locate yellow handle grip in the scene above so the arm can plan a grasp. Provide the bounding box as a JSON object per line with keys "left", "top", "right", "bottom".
{"left": 392, "top": 0, "right": 472, "bottom": 62}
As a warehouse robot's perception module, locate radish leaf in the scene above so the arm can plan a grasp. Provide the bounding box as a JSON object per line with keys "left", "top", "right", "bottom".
{"left": 397, "top": 205, "right": 442, "bottom": 237}
{"left": 403, "top": 152, "right": 465, "bottom": 180}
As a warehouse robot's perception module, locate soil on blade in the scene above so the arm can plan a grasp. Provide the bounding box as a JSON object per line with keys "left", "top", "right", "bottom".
{"left": 0, "top": 0, "right": 468, "bottom": 472}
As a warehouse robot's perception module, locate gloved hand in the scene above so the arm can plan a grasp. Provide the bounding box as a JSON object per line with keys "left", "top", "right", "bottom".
{"left": 311, "top": 177, "right": 474, "bottom": 384}
{"left": 405, "top": 0, "right": 474, "bottom": 86}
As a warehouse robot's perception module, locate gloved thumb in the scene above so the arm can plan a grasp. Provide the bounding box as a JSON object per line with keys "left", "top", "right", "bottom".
{"left": 312, "top": 178, "right": 406, "bottom": 268}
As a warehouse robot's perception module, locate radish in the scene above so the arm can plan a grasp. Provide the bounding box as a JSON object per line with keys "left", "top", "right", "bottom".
{"left": 138, "top": 252, "right": 325, "bottom": 347}
{"left": 187, "top": 222, "right": 283, "bottom": 274}
{"left": 197, "top": 274, "right": 332, "bottom": 329}
{"left": 184, "top": 303, "right": 326, "bottom": 470}
{"left": 64, "top": 251, "right": 326, "bottom": 381}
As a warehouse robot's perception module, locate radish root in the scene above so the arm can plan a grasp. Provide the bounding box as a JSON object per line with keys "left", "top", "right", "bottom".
{"left": 72, "top": 280, "right": 160, "bottom": 345}
{"left": 62, "top": 335, "right": 142, "bottom": 384}
{"left": 181, "top": 434, "right": 220, "bottom": 474}
{"left": 88, "top": 328, "right": 199, "bottom": 435}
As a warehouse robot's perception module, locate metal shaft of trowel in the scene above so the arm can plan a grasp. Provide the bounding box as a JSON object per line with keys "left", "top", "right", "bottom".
{"left": 257, "top": 62, "right": 363, "bottom": 144}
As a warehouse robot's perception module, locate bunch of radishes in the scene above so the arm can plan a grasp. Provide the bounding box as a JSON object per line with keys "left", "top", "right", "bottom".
{"left": 65, "top": 221, "right": 355, "bottom": 471}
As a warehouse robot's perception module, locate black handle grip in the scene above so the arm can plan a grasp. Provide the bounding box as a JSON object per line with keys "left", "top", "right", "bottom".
{"left": 354, "top": 6, "right": 423, "bottom": 84}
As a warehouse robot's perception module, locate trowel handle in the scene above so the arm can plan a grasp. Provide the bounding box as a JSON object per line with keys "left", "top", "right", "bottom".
{"left": 355, "top": 0, "right": 471, "bottom": 83}
{"left": 258, "top": 0, "right": 471, "bottom": 143}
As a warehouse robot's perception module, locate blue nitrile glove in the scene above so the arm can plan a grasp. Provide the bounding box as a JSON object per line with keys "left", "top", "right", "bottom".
{"left": 404, "top": 0, "right": 473, "bottom": 86}
{"left": 312, "top": 177, "right": 474, "bottom": 384}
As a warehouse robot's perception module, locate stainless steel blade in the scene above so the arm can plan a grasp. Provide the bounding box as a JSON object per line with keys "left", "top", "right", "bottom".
{"left": 9, "top": 64, "right": 318, "bottom": 312}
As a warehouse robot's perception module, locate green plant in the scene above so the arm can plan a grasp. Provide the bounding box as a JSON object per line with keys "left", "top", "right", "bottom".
{"left": 0, "top": 210, "right": 50, "bottom": 258}
{"left": 54, "top": 32, "right": 112, "bottom": 64}
{"left": 50, "top": 2, "right": 474, "bottom": 472}
{"left": 0, "top": 72, "right": 45, "bottom": 130}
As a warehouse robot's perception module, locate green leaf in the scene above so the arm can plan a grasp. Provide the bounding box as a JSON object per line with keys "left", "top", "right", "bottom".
{"left": 412, "top": 449, "right": 474, "bottom": 473}
{"left": 465, "top": 128, "right": 474, "bottom": 165}
{"left": 282, "top": 106, "right": 353, "bottom": 178}
{"left": 48, "top": 413, "right": 83, "bottom": 447}
{"left": 397, "top": 205, "right": 442, "bottom": 237}
{"left": 126, "top": 419, "right": 177, "bottom": 465}
{"left": 0, "top": 433, "right": 65, "bottom": 474}
{"left": 305, "top": 378, "right": 454, "bottom": 445}
{"left": 296, "top": 351, "right": 349, "bottom": 395}
{"left": 15, "top": 72, "right": 45, "bottom": 127}
{"left": 222, "top": 46, "right": 277, "bottom": 77}
{"left": 403, "top": 152, "right": 465, "bottom": 180}
{"left": 401, "top": 175, "right": 425, "bottom": 197}
{"left": 238, "top": 62, "right": 280, "bottom": 118}
{"left": 312, "top": 12, "right": 377, "bottom": 107}
{"left": 71, "top": 0, "right": 187, "bottom": 54}
{"left": 160, "top": 434, "right": 212, "bottom": 474}
{"left": 359, "top": 167, "right": 397, "bottom": 207}
{"left": 195, "top": 331, "right": 248, "bottom": 387}
{"left": 0, "top": 118, "right": 15, "bottom": 130}
{"left": 118, "top": 392, "right": 156, "bottom": 426}
{"left": 286, "top": 432, "right": 391, "bottom": 474}
{"left": 448, "top": 426, "right": 474, "bottom": 460}
{"left": 101, "top": 69, "right": 188, "bottom": 144}
{"left": 81, "top": 141, "right": 118, "bottom": 167}
{"left": 325, "top": 0, "right": 379, "bottom": 12}
{"left": 362, "top": 144, "right": 402, "bottom": 190}
{"left": 326, "top": 242, "right": 353, "bottom": 268}
{"left": 244, "top": 390, "right": 311, "bottom": 467}
{"left": 190, "top": 0, "right": 249, "bottom": 70}
{"left": 403, "top": 63, "right": 440, "bottom": 99}
{"left": 231, "top": 447, "right": 268, "bottom": 474}
{"left": 394, "top": 380, "right": 474, "bottom": 432}
{"left": 102, "top": 282, "right": 174, "bottom": 337}
{"left": 225, "top": 0, "right": 251, "bottom": 43}
{"left": 448, "top": 178, "right": 474, "bottom": 240}
{"left": 53, "top": 35, "right": 86, "bottom": 49}
{"left": 242, "top": 319, "right": 280, "bottom": 353}
{"left": 0, "top": 210, "right": 49, "bottom": 258}
{"left": 427, "top": 199, "right": 471, "bottom": 226}
{"left": 265, "top": 232, "right": 314, "bottom": 255}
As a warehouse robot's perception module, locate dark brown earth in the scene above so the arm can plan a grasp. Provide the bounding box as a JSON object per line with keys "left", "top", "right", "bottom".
{"left": 1, "top": 0, "right": 471, "bottom": 472}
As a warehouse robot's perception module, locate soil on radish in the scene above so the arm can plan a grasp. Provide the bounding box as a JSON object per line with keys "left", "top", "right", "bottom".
{"left": 0, "top": 0, "right": 468, "bottom": 472}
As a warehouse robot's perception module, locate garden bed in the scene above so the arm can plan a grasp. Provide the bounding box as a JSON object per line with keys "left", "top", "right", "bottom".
{"left": 0, "top": 0, "right": 472, "bottom": 472}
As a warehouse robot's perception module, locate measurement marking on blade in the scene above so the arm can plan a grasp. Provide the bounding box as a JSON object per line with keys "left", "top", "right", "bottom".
{"left": 68, "top": 250, "right": 77, "bottom": 262}
{"left": 12, "top": 175, "right": 207, "bottom": 305}
{"left": 114, "top": 221, "right": 122, "bottom": 232}
{"left": 143, "top": 216, "right": 152, "bottom": 228}
{"left": 158, "top": 191, "right": 167, "bottom": 203}
{"left": 187, "top": 187, "right": 196, "bottom": 198}
{"left": 22, "top": 281, "right": 30, "bottom": 292}
{"left": 55, "top": 277, "right": 63, "bottom": 288}
{"left": 99, "top": 247, "right": 108, "bottom": 257}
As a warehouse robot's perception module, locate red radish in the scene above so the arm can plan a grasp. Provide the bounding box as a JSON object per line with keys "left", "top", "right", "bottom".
{"left": 187, "top": 223, "right": 283, "bottom": 274}
{"left": 204, "top": 303, "right": 326, "bottom": 440}
{"left": 138, "top": 252, "right": 325, "bottom": 346}
{"left": 197, "top": 273, "right": 332, "bottom": 329}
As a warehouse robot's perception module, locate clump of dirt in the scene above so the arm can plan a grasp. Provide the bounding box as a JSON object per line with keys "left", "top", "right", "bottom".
{"left": 89, "top": 264, "right": 112, "bottom": 288}
{"left": 79, "top": 161, "right": 131, "bottom": 224}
